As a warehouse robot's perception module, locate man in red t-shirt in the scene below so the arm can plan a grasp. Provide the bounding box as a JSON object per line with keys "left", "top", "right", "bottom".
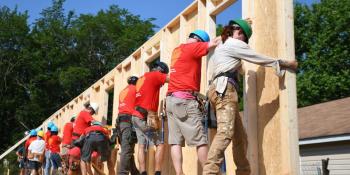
{"left": 61, "top": 116, "right": 75, "bottom": 173}
{"left": 72, "top": 102, "right": 99, "bottom": 140}
{"left": 116, "top": 76, "right": 140, "bottom": 175}
{"left": 44, "top": 122, "right": 55, "bottom": 175}
{"left": 166, "top": 29, "right": 220, "bottom": 174}
{"left": 80, "top": 121, "right": 114, "bottom": 175}
{"left": 131, "top": 62, "right": 169, "bottom": 175}
{"left": 49, "top": 126, "right": 62, "bottom": 174}
{"left": 48, "top": 125, "right": 62, "bottom": 174}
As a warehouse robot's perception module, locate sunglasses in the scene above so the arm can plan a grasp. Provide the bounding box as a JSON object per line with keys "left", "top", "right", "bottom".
{"left": 231, "top": 24, "right": 241, "bottom": 30}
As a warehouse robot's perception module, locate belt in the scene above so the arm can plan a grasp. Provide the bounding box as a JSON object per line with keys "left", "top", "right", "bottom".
{"left": 72, "top": 132, "right": 81, "bottom": 137}
{"left": 88, "top": 131, "right": 104, "bottom": 135}
{"left": 213, "top": 71, "right": 237, "bottom": 80}
{"left": 118, "top": 114, "right": 132, "bottom": 123}
{"left": 167, "top": 90, "right": 197, "bottom": 97}
{"left": 135, "top": 106, "right": 148, "bottom": 119}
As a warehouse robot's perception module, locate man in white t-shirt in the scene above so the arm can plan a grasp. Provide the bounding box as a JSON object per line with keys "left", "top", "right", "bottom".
{"left": 28, "top": 130, "right": 46, "bottom": 175}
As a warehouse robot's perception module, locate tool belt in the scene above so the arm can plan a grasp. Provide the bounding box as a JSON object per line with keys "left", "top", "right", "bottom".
{"left": 213, "top": 71, "right": 238, "bottom": 82}
{"left": 167, "top": 91, "right": 207, "bottom": 113}
{"left": 135, "top": 106, "right": 161, "bottom": 130}
{"left": 135, "top": 106, "right": 148, "bottom": 120}
{"left": 147, "top": 111, "right": 161, "bottom": 130}
{"left": 212, "top": 71, "right": 239, "bottom": 92}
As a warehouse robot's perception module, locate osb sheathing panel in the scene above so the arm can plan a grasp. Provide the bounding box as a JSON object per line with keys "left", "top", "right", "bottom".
{"left": 243, "top": 0, "right": 300, "bottom": 174}
{"left": 5, "top": 0, "right": 300, "bottom": 174}
{"left": 253, "top": 0, "right": 283, "bottom": 174}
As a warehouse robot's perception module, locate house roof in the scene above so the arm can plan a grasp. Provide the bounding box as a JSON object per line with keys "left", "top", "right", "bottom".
{"left": 298, "top": 97, "right": 350, "bottom": 139}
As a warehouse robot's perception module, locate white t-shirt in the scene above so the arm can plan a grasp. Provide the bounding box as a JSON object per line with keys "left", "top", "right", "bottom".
{"left": 28, "top": 139, "right": 45, "bottom": 161}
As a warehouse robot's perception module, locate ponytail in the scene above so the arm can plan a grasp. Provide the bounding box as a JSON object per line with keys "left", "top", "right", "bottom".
{"left": 221, "top": 25, "right": 235, "bottom": 43}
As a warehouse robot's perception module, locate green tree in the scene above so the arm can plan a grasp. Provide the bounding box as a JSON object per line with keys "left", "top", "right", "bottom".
{"left": 0, "top": 6, "right": 31, "bottom": 152}
{"left": 0, "top": 0, "right": 155, "bottom": 155}
{"left": 295, "top": 0, "right": 350, "bottom": 107}
{"left": 71, "top": 5, "right": 155, "bottom": 77}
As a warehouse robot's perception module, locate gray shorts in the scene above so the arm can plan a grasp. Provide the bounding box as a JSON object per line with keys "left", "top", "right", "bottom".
{"left": 132, "top": 116, "right": 163, "bottom": 146}
{"left": 166, "top": 96, "right": 207, "bottom": 147}
{"left": 81, "top": 133, "right": 110, "bottom": 162}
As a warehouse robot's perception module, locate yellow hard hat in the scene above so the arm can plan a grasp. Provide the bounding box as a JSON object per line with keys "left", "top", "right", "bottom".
{"left": 37, "top": 130, "right": 44, "bottom": 138}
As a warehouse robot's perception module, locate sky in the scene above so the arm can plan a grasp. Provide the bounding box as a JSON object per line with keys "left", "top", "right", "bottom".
{"left": 1, "top": 0, "right": 320, "bottom": 32}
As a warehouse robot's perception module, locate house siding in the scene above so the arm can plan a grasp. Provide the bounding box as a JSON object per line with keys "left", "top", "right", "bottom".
{"left": 300, "top": 141, "right": 350, "bottom": 175}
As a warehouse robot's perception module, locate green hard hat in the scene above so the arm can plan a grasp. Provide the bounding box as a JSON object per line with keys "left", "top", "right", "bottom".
{"left": 229, "top": 19, "right": 252, "bottom": 41}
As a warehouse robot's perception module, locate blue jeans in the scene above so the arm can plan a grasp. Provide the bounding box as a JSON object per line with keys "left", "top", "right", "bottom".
{"left": 44, "top": 150, "right": 52, "bottom": 175}
{"left": 50, "top": 153, "right": 62, "bottom": 169}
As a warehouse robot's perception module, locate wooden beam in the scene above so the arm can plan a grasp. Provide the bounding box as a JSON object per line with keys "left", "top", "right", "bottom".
{"left": 210, "top": 0, "right": 236, "bottom": 16}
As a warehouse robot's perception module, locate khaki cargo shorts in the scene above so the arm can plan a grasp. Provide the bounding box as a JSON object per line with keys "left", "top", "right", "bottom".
{"left": 166, "top": 96, "right": 207, "bottom": 147}
{"left": 132, "top": 113, "right": 163, "bottom": 146}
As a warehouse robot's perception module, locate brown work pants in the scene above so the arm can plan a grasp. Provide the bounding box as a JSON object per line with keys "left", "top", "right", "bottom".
{"left": 203, "top": 83, "right": 250, "bottom": 175}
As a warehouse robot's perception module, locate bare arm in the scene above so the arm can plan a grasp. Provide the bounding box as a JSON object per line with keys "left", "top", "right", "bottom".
{"left": 165, "top": 75, "right": 170, "bottom": 83}
{"left": 280, "top": 60, "right": 298, "bottom": 71}
{"left": 208, "top": 36, "right": 222, "bottom": 50}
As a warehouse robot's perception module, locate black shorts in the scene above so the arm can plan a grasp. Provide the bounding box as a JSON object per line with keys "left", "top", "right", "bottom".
{"left": 19, "top": 159, "right": 25, "bottom": 169}
{"left": 81, "top": 133, "right": 110, "bottom": 162}
{"left": 28, "top": 160, "right": 42, "bottom": 170}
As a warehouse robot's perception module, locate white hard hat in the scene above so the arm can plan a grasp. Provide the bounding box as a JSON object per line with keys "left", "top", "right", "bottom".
{"left": 89, "top": 102, "right": 99, "bottom": 113}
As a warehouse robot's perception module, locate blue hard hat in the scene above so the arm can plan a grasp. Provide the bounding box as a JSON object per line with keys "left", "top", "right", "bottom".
{"left": 29, "top": 129, "right": 37, "bottom": 136}
{"left": 47, "top": 121, "right": 55, "bottom": 129}
{"left": 190, "top": 30, "right": 210, "bottom": 42}
{"left": 50, "top": 125, "right": 58, "bottom": 132}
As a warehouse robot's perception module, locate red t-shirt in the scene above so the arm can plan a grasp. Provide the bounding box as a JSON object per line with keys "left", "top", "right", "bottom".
{"left": 49, "top": 135, "right": 61, "bottom": 153}
{"left": 84, "top": 125, "right": 108, "bottom": 136}
{"left": 118, "top": 85, "right": 137, "bottom": 115}
{"left": 69, "top": 147, "right": 81, "bottom": 158}
{"left": 44, "top": 131, "right": 51, "bottom": 149}
{"left": 167, "top": 42, "right": 209, "bottom": 93}
{"left": 132, "top": 71, "right": 167, "bottom": 118}
{"left": 73, "top": 110, "right": 94, "bottom": 139}
{"left": 62, "top": 122, "right": 73, "bottom": 145}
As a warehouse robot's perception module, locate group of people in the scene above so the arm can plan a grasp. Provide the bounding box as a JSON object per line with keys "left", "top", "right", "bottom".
{"left": 17, "top": 122, "right": 64, "bottom": 175}
{"left": 17, "top": 18, "right": 297, "bottom": 175}
{"left": 17, "top": 103, "right": 117, "bottom": 175}
{"left": 116, "top": 19, "right": 297, "bottom": 175}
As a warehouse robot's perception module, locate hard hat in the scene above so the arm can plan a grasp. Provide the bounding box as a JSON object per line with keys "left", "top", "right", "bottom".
{"left": 89, "top": 102, "right": 99, "bottom": 113}
{"left": 92, "top": 121, "right": 102, "bottom": 126}
{"left": 127, "top": 76, "right": 139, "bottom": 85}
{"left": 51, "top": 125, "right": 58, "bottom": 132}
{"left": 47, "top": 121, "right": 55, "bottom": 129}
{"left": 37, "top": 130, "right": 44, "bottom": 137}
{"left": 189, "top": 29, "right": 210, "bottom": 42}
{"left": 153, "top": 61, "right": 169, "bottom": 74}
{"left": 29, "top": 129, "right": 37, "bottom": 136}
{"left": 229, "top": 19, "right": 252, "bottom": 41}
